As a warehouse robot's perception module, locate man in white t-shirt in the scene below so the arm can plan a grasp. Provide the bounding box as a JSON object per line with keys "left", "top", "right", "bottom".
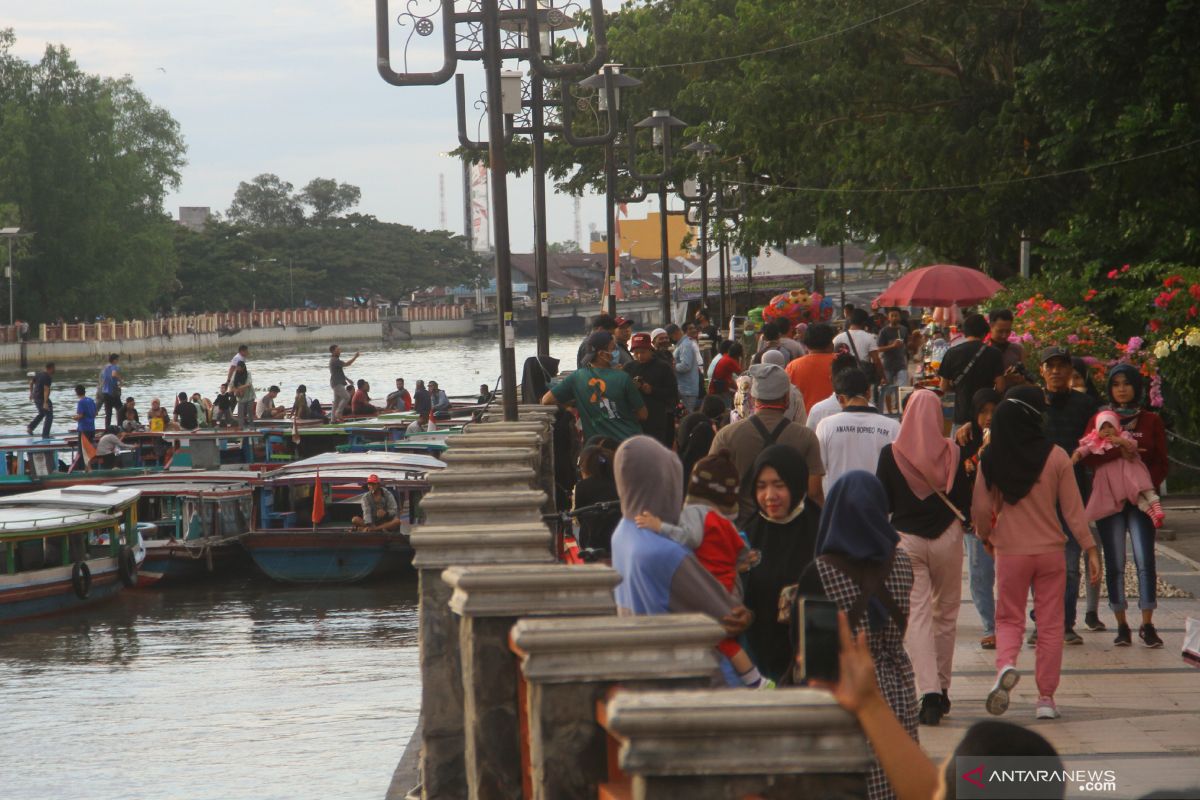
{"left": 806, "top": 353, "right": 860, "bottom": 430}
{"left": 832, "top": 309, "right": 880, "bottom": 377}
{"left": 815, "top": 367, "right": 899, "bottom": 495}
{"left": 225, "top": 344, "right": 249, "bottom": 386}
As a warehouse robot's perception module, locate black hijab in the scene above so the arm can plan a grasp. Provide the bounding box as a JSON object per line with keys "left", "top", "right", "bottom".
{"left": 1107, "top": 363, "right": 1144, "bottom": 416}
{"left": 741, "top": 444, "right": 820, "bottom": 681}
{"left": 980, "top": 385, "right": 1054, "bottom": 504}
{"left": 962, "top": 388, "right": 1001, "bottom": 462}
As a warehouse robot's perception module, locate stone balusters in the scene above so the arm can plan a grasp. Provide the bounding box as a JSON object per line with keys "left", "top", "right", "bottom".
{"left": 600, "top": 688, "right": 873, "bottom": 799}
{"left": 441, "top": 563, "right": 621, "bottom": 800}
{"left": 411, "top": 424, "right": 553, "bottom": 799}
{"left": 510, "top": 614, "right": 725, "bottom": 800}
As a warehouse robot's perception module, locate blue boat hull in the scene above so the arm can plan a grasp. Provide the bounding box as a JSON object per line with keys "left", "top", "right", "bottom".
{"left": 0, "top": 560, "right": 124, "bottom": 623}
{"left": 240, "top": 531, "right": 412, "bottom": 584}
{"left": 138, "top": 541, "right": 245, "bottom": 587}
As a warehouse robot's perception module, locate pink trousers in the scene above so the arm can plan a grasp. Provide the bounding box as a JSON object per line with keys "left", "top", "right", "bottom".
{"left": 900, "top": 523, "right": 964, "bottom": 696}
{"left": 995, "top": 551, "right": 1066, "bottom": 700}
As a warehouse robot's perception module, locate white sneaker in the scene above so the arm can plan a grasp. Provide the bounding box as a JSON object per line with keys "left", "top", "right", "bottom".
{"left": 986, "top": 665, "right": 1020, "bottom": 716}
{"left": 1035, "top": 698, "right": 1060, "bottom": 719}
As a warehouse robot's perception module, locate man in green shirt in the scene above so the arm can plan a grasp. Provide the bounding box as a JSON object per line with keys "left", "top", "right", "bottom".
{"left": 543, "top": 331, "right": 648, "bottom": 442}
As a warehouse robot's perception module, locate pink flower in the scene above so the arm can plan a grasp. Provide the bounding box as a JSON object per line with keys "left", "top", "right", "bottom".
{"left": 1067, "top": 334, "right": 1080, "bottom": 344}
{"left": 1121, "top": 264, "right": 1131, "bottom": 273}
{"left": 1126, "top": 336, "right": 1143, "bottom": 354}
{"left": 1150, "top": 373, "right": 1164, "bottom": 408}
{"left": 1021, "top": 333, "right": 1034, "bottom": 343}
{"left": 1083, "top": 289, "right": 1098, "bottom": 301}
{"left": 1107, "top": 269, "right": 1120, "bottom": 279}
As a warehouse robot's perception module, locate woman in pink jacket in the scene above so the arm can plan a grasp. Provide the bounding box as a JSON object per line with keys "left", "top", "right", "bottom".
{"left": 972, "top": 386, "right": 1101, "bottom": 721}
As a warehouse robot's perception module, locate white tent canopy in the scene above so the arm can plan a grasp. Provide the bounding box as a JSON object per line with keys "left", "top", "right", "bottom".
{"left": 682, "top": 247, "right": 816, "bottom": 280}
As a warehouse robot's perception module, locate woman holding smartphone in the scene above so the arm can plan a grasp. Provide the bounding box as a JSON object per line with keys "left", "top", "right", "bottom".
{"left": 797, "top": 470, "right": 916, "bottom": 800}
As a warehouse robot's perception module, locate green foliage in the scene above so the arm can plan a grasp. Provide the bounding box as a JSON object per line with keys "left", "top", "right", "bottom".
{"left": 172, "top": 216, "right": 487, "bottom": 312}
{"left": 227, "top": 173, "right": 305, "bottom": 227}
{"left": 0, "top": 31, "right": 185, "bottom": 322}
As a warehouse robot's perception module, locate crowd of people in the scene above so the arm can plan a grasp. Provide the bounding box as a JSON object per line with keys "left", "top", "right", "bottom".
{"left": 23, "top": 343, "right": 484, "bottom": 467}
{"left": 543, "top": 306, "right": 1173, "bottom": 800}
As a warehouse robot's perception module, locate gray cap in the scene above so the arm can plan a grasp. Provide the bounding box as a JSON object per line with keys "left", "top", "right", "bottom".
{"left": 748, "top": 363, "right": 790, "bottom": 401}
{"left": 760, "top": 349, "right": 788, "bottom": 367}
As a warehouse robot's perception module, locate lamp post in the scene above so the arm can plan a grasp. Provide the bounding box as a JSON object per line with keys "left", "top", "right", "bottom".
{"left": 572, "top": 64, "right": 641, "bottom": 317}
{"left": 376, "top": 0, "right": 610, "bottom": 420}
{"left": 680, "top": 140, "right": 717, "bottom": 313}
{"left": 0, "top": 227, "right": 31, "bottom": 326}
{"left": 628, "top": 109, "right": 686, "bottom": 325}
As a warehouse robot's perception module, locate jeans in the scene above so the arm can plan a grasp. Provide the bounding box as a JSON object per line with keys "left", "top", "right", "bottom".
{"left": 29, "top": 402, "right": 52, "bottom": 438}
{"left": 331, "top": 384, "right": 351, "bottom": 420}
{"left": 1085, "top": 531, "right": 1103, "bottom": 615}
{"left": 679, "top": 394, "right": 699, "bottom": 413}
{"left": 879, "top": 368, "right": 909, "bottom": 411}
{"left": 1095, "top": 503, "right": 1158, "bottom": 612}
{"left": 1064, "top": 532, "right": 1081, "bottom": 631}
{"left": 966, "top": 533, "right": 995, "bottom": 636}
{"left": 237, "top": 401, "right": 255, "bottom": 429}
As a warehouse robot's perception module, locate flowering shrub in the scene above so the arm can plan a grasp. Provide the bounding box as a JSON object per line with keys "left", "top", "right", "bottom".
{"left": 1009, "top": 294, "right": 1118, "bottom": 378}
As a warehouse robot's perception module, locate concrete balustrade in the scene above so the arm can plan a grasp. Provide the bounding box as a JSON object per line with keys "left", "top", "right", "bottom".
{"left": 440, "top": 447, "right": 541, "bottom": 473}
{"left": 600, "top": 688, "right": 873, "bottom": 799}
{"left": 425, "top": 467, "right": 538, "bottom": 493}
{"left": 510, "top": 614, "right": 724, "bottom": 800}
{"left": 441, "top": 564, "right": 620, "bottom": 800}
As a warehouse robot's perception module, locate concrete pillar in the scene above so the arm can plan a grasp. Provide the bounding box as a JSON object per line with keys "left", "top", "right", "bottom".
{"left": 442, "top": 564, "right": 621, "bottom": 800}
{"left": 412, "top": 480, "right": 552, "bottom": 800}
{"left": 510, "top": 614, "right": 724, "bottom": 800}
{"left": 601, "top": 688, "right": 873, "bottom": 799}
{"left": 440, "top": 447, "right": 539, "bottom": 473}
{"left": 426, "top": 467, "right": 537, "bottom": 493}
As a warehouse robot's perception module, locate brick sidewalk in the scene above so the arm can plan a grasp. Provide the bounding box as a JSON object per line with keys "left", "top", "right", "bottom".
{"left": 918, "top": 545, "right": 1200, "bottom": 799}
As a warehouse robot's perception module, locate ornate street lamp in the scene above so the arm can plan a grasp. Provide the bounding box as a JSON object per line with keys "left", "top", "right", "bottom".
{"left": 375, "top": 0, "right": 609, "bottom": 420}
{"left": 628, "top": 109, "right": 687, "bottom": 324}
{"left": 680, "top": 140, "right": 717, "bottom": 313}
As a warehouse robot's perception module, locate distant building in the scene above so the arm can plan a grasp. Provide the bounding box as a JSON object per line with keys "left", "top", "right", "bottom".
{"left": 178, "top": 207, "right": 211, "bottom": 232}
{"left": 589, "top": 211, "right": 693, "bottom": 260}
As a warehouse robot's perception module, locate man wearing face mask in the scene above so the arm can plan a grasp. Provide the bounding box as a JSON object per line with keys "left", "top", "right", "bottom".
{"left": 1037, "top": 347, "right": 1100, "bottom": 647}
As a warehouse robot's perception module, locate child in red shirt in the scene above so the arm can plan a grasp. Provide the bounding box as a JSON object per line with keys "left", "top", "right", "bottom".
{"left": 636, "top": 450, "right": 768, "bottom": 688}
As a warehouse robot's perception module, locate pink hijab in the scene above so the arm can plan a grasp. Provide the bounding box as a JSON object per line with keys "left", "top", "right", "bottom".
{"left": 1077, "top": 409, "right": 1133, "bottom": 455}
{"left": 893, "top": 389, "right": 960, "bottom": 500}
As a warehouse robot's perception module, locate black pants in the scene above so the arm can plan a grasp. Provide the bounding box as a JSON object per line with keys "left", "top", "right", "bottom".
{"left": 102, "top": 393, "right": 122, "bottom": 429}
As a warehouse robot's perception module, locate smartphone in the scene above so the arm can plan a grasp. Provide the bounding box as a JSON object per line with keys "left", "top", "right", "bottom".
{"left": 797, "top": 597, "right": 840, "bottom": 683}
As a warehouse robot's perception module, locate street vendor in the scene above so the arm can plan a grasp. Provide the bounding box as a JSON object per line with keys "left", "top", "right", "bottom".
{"left": 351, "top": 474, "right": 403, "bottom": 532}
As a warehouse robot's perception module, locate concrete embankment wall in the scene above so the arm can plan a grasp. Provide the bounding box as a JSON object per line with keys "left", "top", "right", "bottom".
{"left": 0, "top": 322, "right": 383, "bottom": 366}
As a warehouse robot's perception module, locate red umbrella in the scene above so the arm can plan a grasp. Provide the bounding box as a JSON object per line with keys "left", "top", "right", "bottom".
{"left": 874, "top": 264, "right": 1003, "bottom": 308}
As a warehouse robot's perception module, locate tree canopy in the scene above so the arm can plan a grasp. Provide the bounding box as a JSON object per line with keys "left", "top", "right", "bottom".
{"left": 541, "top": 0, "right": 1200, "bottom": 277}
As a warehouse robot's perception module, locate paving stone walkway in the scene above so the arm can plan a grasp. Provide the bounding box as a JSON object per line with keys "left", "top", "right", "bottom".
{"left": 920, "top": 541, "right": 1200, "bottom": 799}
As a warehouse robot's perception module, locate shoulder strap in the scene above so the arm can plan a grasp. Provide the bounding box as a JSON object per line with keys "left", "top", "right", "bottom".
{"left": 954, "top": 341, "right": 987, "bottom": 386}
{"left": 749, "top": 414, "right": 791, "bottom": 447}
{"left": 845, "top": 331, "right": 862, "bottom": 361}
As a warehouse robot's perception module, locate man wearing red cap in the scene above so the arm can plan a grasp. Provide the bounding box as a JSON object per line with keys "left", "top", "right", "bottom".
{"left": 623, "top": 331, "right": 678, "bottom": 447}
{"left": 351, "top": 475, "right": 403, "bottom": 532}
{"left": 613, "top": 316, "right": 634, "bottom": 367}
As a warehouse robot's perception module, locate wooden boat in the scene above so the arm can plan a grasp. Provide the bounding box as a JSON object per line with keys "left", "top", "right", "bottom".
{"left": 240, "top": 453, "right": 445, "bottom": 584}
{"left": 101, "top": 472, "right": 258, "bottom": 586}
{"left": 0, "top": 485, "right": 142, "bottom": 622}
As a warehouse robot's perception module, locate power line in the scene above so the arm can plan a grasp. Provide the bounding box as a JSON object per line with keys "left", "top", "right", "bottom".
{"left": 724, "top": 137, "right": 1200, "bottom": 196}
{"left": 623, "top": 0, "right": 929, "bottom": 72}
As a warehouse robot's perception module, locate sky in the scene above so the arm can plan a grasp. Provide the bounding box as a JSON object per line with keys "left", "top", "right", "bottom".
{"left": 3, "top": 0, "right": 647, "bottom": 252}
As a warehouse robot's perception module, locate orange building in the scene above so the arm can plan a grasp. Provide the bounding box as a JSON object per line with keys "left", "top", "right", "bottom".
{"left": 588, "top": 211, "right": 694, "bottom": 260}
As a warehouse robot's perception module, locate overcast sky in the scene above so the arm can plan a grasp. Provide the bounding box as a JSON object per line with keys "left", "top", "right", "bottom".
{"left": 5, "top": 0, "right": 650, "bottom": 251}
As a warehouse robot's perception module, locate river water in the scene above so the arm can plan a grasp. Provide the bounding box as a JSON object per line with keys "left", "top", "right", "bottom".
{"left": 0, "top": 334, "right": 580, "bottom": 800}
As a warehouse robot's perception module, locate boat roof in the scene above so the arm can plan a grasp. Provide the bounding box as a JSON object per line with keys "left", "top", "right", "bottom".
{"left": 271, "top": 451, "right": 445, "bottom": 474}
{"left": 160, "top": 430, "right": 266, "bottom": 441}
{"left": 0, "top": 485, "right": 141, "bottom": 516}
{"left": 257, "top": 466, "right": 432, "bottom": 487}
{"left": 0, "top": 436, "right": 72, "bottom": 451}
{"left": 99, "top": 471, "right": 258, "bottom": 494}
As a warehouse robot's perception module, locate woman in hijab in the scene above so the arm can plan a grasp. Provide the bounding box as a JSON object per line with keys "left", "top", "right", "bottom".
{"left": 1077, "top": 364, "right": 1168, "bottom": 647}
{"left": 798, "top": 470, "right": 916, "bottom": 800}
{"left": 875, "top": 388, "right": 971, "bottom": 726}
{"left": 972, "top": 385, "right": 1101, "bottom": 721}
{"left": 741, "top": 444, "right": 821, "bottom": 682}
{"left": 610, "top": 437, "right": 751, "bottom": 654}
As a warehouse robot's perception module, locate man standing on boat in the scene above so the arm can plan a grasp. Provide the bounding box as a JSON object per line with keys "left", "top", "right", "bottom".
{"left": 542, "top": 331, "right": 647, "bottom": 442}
{"left": 27, "top": 362, "right": 55, "bottom": 439}
{"left": 351, "top": 475, "right": 403, "bottom": 532}
{"left": 225, "top": 344, "right": 249, "bottom": 387}
{"left": 328, "top": 344, "right": 360, "bottom": 423}
{"left": 99, "top": 353, "right": 122, "bottom": 430}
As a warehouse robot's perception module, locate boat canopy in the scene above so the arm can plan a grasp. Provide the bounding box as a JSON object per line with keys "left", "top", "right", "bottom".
{"left": 0, "top": 485, "right": 143, "bottom": 512}
{"left": 269, "top": 452, "right": 445, "bottom": 475}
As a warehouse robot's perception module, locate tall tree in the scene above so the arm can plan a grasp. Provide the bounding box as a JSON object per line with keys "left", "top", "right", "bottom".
{"left": 0, "top": 31, "right": 185, "bottom": 321}
{"left": 226, "top": 173, "right": 305, "bottom": 227}
{"left": 298, "top": 177, "right": 362, "bottom": 224}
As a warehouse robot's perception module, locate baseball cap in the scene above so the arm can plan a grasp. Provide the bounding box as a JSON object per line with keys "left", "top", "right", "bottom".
{"left": 367, "top": 474, "right": 380, "bottom": 485}
{"left": 1039, "top": 346, "right": 1071, "bottom": 365}
{"left": 614, "top": 316, "right": 632, "bottom": 328}
{"left": 629, "top": 332, "right": 652, "bottom": 351}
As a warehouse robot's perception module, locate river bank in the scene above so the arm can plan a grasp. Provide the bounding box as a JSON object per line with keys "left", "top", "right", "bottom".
{"left": 0, "top": 321, "right": 384, "bottom": 367}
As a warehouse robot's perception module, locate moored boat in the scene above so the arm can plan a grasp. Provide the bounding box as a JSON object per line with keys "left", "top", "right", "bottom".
{"left": 0, "top": 485, "right": 142, "bottom": 622}
{"left": 240, "top": 453, "right": 444, "bottom": 584}
{"left": 101, "top": 472, "right": 258, "bottom": 586}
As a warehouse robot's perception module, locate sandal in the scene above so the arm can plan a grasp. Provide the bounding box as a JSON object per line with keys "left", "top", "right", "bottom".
{"left": 980, "top": 634, "right": 996, "bottom": 650}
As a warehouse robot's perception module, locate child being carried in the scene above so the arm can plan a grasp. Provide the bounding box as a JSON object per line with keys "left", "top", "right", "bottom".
{"left": 1073, "top": 409, "right": 1165, "bottom": 528}
{"left": 635, "top": 450, "right": 769, "bottom": 688}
